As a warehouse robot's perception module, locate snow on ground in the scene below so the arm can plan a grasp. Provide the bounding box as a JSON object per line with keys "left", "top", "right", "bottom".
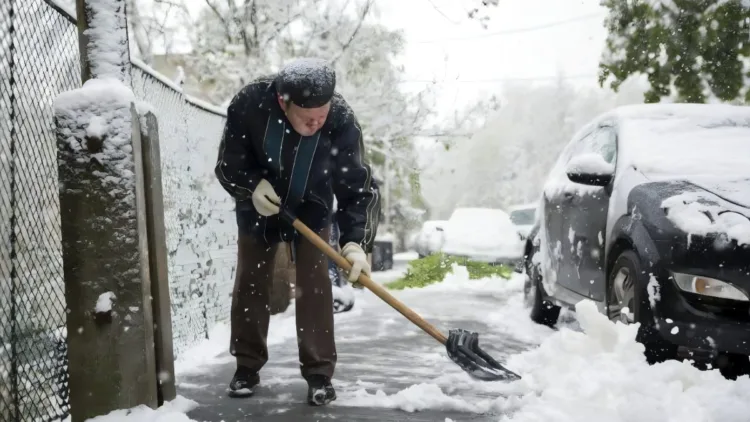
{"left": 340, "top": 266, "right": 750, "bottom": 420}
{"left": 174, "top": 305, "right": 298, "bottom": 376}
{"left": 333, "top": 267, "right": 750, "bottom": 421}
{"left": 84, "top": 396, "right": 198, "bottom": 422}
{"left": 170, "top": 258, "right": 750, "bottom": 421}
{"left": 394, "top": 251, "right": 419, "bottom": 261}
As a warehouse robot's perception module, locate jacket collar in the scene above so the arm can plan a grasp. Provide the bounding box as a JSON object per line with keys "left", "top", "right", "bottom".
{"left": 257, "top": 80, "right": 277, "bottom": 111}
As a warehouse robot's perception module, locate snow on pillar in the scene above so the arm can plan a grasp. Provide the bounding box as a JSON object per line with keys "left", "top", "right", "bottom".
{"left": 75, "top": 0, "right": 131, "bottom": 83}
{"left": 55, "top": 0, "right": 158, "bottom": 420}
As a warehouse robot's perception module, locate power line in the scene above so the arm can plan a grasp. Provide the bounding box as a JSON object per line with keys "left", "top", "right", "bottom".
{"left": 399, "top": 73, "right": 598, "bottom": 84}
{"left": 424, "top": 0, "right": 462, "bottom": 25}
{"left": 413, "top": 12, "right": 605, "bottom": 43}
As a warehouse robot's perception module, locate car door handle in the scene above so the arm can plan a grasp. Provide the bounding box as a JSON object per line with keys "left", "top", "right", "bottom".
{"left": 563, "top": 192, "right": 575, "bottom": 201}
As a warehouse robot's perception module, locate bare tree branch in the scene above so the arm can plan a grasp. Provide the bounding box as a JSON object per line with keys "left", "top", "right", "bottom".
{"left": 262, "top": 11, "right": 303, "bottom": 47}
{"left": 204, "top": 0, "right": 233, "bottom": 43}
{"left": 331, "top": 0, "right": 373, "bottom": 65}
{"left": 126, "top": 0, "right": 154, "bottom": 63}
{"left": 153, "top": 0, "right": 189, "bottom": 11}
{"left": 241, "top": 0, "right": 254, "bottom": 54}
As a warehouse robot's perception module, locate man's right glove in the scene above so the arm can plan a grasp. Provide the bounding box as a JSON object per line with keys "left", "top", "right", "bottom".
{"left": 251, "top": 179, "right": 281, "bottom": 216}
{"left": 341, "top": 242, "right": 370, "bottom": 288}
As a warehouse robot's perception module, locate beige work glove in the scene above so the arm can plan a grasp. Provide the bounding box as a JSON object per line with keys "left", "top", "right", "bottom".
{"left": 251, "top": 179, "right": 281, "bottom": 217}
{"left": 341, "top": 242, "right": 370, "bottom": 288}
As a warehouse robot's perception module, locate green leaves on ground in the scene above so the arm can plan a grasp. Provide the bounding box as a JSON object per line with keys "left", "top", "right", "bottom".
{"left": 385, "top": 253, "right": 511, "bottom": 290}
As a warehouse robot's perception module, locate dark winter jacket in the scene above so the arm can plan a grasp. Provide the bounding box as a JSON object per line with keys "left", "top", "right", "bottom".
{"left": 215, "top": 77, "right": 381, "bottom": 252}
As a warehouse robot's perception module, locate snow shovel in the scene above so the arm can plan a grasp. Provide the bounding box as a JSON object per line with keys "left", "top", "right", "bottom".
{"left": 277, "top": 206, "right": 521, "bottom": 382}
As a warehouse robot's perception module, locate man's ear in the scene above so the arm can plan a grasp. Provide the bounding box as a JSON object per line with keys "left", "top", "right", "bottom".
{"left": 277, "top": 94, "right": 287, "bottom": 111}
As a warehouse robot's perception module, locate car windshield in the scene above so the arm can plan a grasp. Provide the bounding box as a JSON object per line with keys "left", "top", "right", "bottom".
{"left": 510, "top": 208, "right": 535, "bottom": 225}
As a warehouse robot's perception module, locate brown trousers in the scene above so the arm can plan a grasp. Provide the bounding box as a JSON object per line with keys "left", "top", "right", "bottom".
{"left": 230, "top": 226, "right": 336, "bottom": 380}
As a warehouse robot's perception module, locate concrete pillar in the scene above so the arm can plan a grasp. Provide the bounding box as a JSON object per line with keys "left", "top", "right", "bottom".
{"left": 54, "top": 0, "right": 159, "bottom": 420}
{"left": 55, "top": 98, "right": 158, "bottom": 421}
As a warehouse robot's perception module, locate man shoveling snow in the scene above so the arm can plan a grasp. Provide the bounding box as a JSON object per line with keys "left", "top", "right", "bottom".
{"left": 214, "top": 57, "right": 380, "bottom": 405}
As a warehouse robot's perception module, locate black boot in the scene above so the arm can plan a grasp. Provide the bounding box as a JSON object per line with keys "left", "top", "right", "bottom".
{"left": 306, "top": 374, "right": 337, "bottom": 406}
{"left": 228, "top": 366, "right": 260, "bottom": 398}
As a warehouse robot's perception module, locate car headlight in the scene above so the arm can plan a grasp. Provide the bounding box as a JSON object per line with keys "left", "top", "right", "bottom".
{"left": 672, "top": 272, "right": 749, "bottom": 302}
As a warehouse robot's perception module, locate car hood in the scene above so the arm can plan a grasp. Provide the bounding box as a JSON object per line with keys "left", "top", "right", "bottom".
{"left": 687, "top": 178, "right": 750, "bottom": 209}
{"left": 650, "top": 178, "right": 750, "bottom": 247}
{"left": 641, "top": 172, "right": 750, "bottom": 208}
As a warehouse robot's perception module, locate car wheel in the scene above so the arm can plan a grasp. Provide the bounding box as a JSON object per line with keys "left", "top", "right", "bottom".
{"left": 524, "top": 249, "right": 560, "bottom": 328}
{"left": 608, "top": 250, "right": 677, "bottom": 364}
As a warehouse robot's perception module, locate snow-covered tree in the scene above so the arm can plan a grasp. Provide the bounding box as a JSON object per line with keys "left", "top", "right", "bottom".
{"left": 421, "top": 78, "right": 647, "bottom": 218}
{"left": 599, "top": 0, "right": 750, "bottom": 103}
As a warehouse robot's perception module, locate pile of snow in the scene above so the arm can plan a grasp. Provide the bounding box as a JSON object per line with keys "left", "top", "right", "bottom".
{"left": 498, "top": 300, "right": 750, "bottom": 421}
{"left": 341, "top": 267, "right": 750, "bottom": 420}
{"left": 84, "top": 396, "right": 198, "bottom": 422}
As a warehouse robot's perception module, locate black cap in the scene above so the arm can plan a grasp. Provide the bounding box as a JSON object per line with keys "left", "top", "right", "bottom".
{"left": 275, "top": 58, "right": 336, "bottom": 108}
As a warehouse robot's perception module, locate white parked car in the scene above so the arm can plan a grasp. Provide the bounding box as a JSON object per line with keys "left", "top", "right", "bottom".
{"left": 414, "top": 220, "right": 447, "bottom": 258}
{"left": 508, "top": 203, "right": 538, "bottom": 240}
{"left": 441, "top": 207, "right": 525, "bottom": 266}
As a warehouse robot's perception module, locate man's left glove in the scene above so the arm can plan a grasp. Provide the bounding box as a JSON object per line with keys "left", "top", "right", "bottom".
{"left": 341, "top": 242, "right": 370, "bottom": 287}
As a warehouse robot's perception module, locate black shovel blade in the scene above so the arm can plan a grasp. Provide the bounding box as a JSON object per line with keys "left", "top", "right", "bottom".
{"left": 446, "top": 328, "right": 521, "bottom": 382}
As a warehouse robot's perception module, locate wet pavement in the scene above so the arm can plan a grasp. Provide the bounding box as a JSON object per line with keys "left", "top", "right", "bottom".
{"left": 177, "top": 258, "right": 543, "bottom": 421}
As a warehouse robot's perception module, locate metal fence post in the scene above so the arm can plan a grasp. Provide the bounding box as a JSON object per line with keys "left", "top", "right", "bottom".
{"left": 54, "top": 0, "right": 158, "bottom": 420}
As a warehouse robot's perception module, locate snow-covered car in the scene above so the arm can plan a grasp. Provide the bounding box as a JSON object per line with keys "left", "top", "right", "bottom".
{"left": 508, "top": 203, "right": 538, "bottom": 240}
{"left": 442, "top": 208, "right": 524, "bottom": 266}
{"left": 524, "top": 103, "right": 750, "bottom": 369}
{"left": 414, "top": 220, "right": 447, "bottom": 258}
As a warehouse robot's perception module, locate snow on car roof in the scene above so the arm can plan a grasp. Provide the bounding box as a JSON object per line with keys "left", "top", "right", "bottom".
{"left": 608, "top": 104, "right": 750, "bottom": 180}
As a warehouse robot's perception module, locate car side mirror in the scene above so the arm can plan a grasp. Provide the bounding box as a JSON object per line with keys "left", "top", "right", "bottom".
{"left": 565, "top": 153, "right": 614, "bottom": 187}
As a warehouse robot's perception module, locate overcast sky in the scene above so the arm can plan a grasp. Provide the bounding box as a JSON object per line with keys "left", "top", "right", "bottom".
{"left": 373, "top": 0, "right": 609, "bottom": 112}
{"left": 171, "top": 0, "right": 610, "bottom": 112}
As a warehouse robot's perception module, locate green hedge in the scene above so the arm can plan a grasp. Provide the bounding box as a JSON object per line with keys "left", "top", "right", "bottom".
{"left": 385, "top": 253, "right": 512, "bottom": 290}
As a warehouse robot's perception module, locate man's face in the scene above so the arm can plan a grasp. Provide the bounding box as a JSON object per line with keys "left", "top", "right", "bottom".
{"left": 278, "top": 96, "right": 331, "bottom": 136}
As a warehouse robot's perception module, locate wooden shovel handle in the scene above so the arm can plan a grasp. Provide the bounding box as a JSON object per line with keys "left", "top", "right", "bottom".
{"left": 291, "top": 218, "right": 448, "bottom": 345}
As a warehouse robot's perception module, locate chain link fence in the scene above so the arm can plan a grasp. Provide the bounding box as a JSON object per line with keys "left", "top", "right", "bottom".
{"left": 1, "top": 0, "right": 80, "bottom": 420}
{"left": 130, "top": 64, "right": 236, "bottom": 357}
{"left": 1, "top": 0, "right": 237, "bottom": 420}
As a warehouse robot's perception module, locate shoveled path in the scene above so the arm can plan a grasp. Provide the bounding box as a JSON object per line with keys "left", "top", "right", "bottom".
{"left": 177, "top": 258, "right": 544, "bottom": 421}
